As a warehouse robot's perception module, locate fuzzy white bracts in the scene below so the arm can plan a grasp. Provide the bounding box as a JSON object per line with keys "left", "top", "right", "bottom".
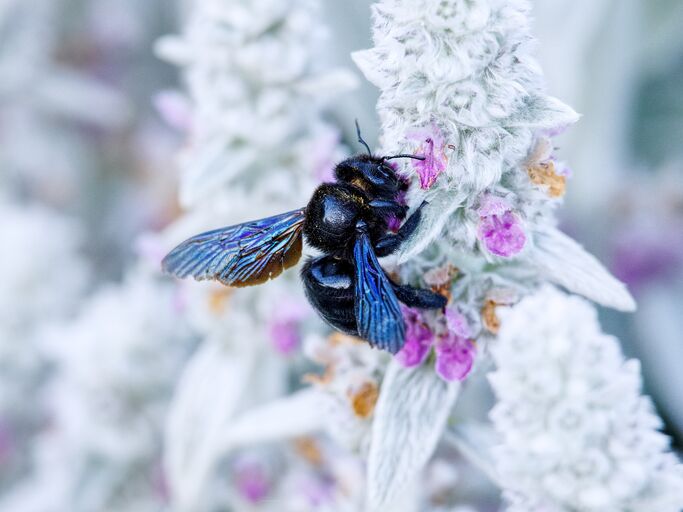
{"left": 353, "top": 0, "right": 634, "bottom": 314}
{"left": 354, "top": 0, "right": 575, "bottom": 194}
{"left": 352, "top": 0, "right": 644, "bottom": 510}
{"left": 156, "top": 0, "right": 355, "bottom": 211}
{"left": 0, "top": 203, "right": 89, "bottom": 492}
{"left": 155, "top": 1, "right": 360, "bottom": 510}
{"left": 491, "top": 287, "right": 683, "bottom": 512}
{"left": 22, "top": 270, "right": 195, "bottom": 512}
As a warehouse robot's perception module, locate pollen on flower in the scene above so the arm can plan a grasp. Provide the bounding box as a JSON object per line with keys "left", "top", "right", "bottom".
{"left": 302, "top": 364, "right": 336, "bottom": 386}
{"left": 328, "top": 332, "right": 364, "bottom": 346}
{"left": 207, "top": 286, "right": 232, "bottom": 314}
{"left": 406, "top": 124, "right": 448, "bottom": 189}
{"left": 348, "top": 381, "right": 379, "bottom": 419}
{"left": 424, "top": 264, "right": 459, "bottom": 300}
{"left": 481, "top": 299, "right": 501, "bottom": 334}
{"left": 527, "top": 160, "right": 566, "bottom": 198}
{"left": 293, "top": 437, "right": 324, "bottom": 466}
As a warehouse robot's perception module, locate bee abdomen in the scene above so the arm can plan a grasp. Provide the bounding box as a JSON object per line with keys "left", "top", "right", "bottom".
{"left": 301, "top": 256, "right": 358, "bottom": 335}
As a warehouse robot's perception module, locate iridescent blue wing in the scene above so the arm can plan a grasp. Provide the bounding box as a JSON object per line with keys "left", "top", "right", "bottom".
{"left": 162, "top": 209, "right": 306, "bottom": 288}
{"left": 353, "top": 223, "right": 406, "bottom": 353}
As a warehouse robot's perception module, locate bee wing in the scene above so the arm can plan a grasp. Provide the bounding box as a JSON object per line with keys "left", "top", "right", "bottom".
{"left": 162, "top": 208, "right": 306, "bottom": 287}
{"left": 353, "top": 225, "right": 406, "bottom": 353}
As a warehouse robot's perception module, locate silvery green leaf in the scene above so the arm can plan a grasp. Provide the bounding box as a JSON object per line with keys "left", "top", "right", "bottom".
{"left": 506, "top": 94, "right": 580, "bottom": 129}
{"left": 219, "top": 389, "right": 326, "bottom": 451}
{"left": 532, "top": 227, "right": 636, "bottom": 311}
{"left": 397, "top": 192, "right": 465, "bottom": 263}
{"left": 351, "top": 49, "right": 391, "bottom": 89}
{"left": 179, "top": 144, "right": 258, "bottom": 208}
{"left": 366, "top": 360, "right": 461, "bottom": 512}
{"left": 164, "top": 341, "right": 256, "bottom": 511}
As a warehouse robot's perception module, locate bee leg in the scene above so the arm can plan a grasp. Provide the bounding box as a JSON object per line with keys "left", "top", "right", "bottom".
{"left": 368, "top": 199, "right": 408, "bottom": 220}
{"left": 374, "top": 201, "right": 427, "bottom": 257}
{"left": 391, "top": 281, "right": 447, "bottom": 309}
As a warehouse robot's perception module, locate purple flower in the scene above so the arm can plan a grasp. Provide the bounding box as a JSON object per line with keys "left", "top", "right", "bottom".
{"left": 434, "top": 331, "right": 476, "bottom": 382}
{"left": 386, "top": 190, "right": 408, "bottom": 232}
{"left": 436, "top": 308, "right": 476, "bottom": 381}
{"left": 153, "top": 90, "right": 192, "bottom": 132}
{"left": 611, "top": 222, "right": 683, "bottom": 289}
{"left": 396, "top": 306, "right": 434, "bottom": 367}
{"left": 233, "top": 460, "right": 271, "bottom": 504}
{"left": 396, "top": 307, "right": 476, "bottom": 382}
{"left": 476, "top": 195, "right": 526, "bottom": 257}
{"left": 268, "top": 299, "right": 310, "bottom": 355}
{"left": 386, "top": 215, "right": 402, "bottom": 232}
{"left": 406, "top": 124, "right": 448, "bottom": 189}
{"left": 298, "top": 474, "right": 335, "bottom": 507}
{"left": 444, "top": 306, "right": 471, "bottom": 338}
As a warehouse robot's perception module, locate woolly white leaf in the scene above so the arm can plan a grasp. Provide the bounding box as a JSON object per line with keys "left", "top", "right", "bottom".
{"left": 532, "top": 226, "right": 636, "bottom": 311}
{"left": 154, "top": 35, "right": 192, "bottom": 65}
{"left": 164, "top": 341, "right": 256, "bottom": 511}
{"left": 397, "top": 192, "right": 465, "bottom": 263}
{"left": 506, "top": 95, "right": 580, "bottom": 129}
{"left": 351, "top": 49, "right": 391, "bottom": 89}
{"left": 366, "top": 360, "right": 460, "bottom": 512}
{"left": 491, "top": 287, "right": 683, "bottom": 511}
{"left": 219, "top": 388, "right": 326, "bottom": 451}
{"left": 179, "top": 144, "right": 258, "bottom": 208}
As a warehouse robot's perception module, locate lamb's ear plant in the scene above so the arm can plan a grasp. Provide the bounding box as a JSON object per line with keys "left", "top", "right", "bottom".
{"left": 149, "top": 0, "right": 683, "bottom": 511}
{"left": 345, "top": 1, "right": 682, "bottom": 511}
{"left": 154, "top": 0, "right": 359, "bottom": 509}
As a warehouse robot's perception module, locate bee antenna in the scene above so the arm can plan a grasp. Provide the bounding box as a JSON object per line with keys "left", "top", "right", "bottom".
{"left": 383, "top": 154, "right": 426, "bottom": 161}
{"left": 355, "top": 119, "right": 373, "bottom": 156}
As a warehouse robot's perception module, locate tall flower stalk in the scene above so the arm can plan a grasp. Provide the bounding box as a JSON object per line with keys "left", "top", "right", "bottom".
{"left": 342, "top": 0, "right": 679, "bottom": 510}
{"left": 0, "top": 203, "right": 89, "bottom": 495}
{"left": 155, "top": 0, "right": 357, "bottom": 509}
{"left": 491, "top": 287, "right": 683, "bottom": 512}
{"left": 0, "top": 268, "right": 196, "bottom": 512}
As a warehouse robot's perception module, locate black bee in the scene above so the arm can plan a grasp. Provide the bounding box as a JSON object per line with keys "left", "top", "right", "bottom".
{"left": 162, "top": 123, "right": 446, "bottom": 354}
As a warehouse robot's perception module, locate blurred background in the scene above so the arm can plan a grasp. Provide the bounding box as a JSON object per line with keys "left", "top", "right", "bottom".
{"left": 0, "top": 0, "right": 681, "bottom": 510}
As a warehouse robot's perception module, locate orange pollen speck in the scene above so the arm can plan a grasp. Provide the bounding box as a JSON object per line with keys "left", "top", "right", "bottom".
{"left": 293, "top": 437, "right": 324, "bottom": 466}
{"left": 348, "top": 381, "right": 379, "bottom": 419}
{"left": 527, "top": 161, "right": 566, "bottom": 198}
{"left": 329, "top": 332, "right": 364, "bottom": 347}
{"left": 302, "top": 364, "right": 336, "bottom": 386}
{"left": 425, "top": 264, "right": 459, "bottom": 301}
{"left": 481, "top": 300, "right": 501, "bottom": 334}
{"left": 207, "top": 287, "right": 232, "bottom": 314}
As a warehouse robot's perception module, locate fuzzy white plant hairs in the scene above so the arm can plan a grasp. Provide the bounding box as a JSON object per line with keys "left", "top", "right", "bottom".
{"left": 147, "top": 0, "right": 683, "bottom": 511}
{"left": 349, "top": 0, "right": 682, "bottom": 511}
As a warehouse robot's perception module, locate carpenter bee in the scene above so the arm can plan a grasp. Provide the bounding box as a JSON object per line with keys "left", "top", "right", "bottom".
{"left": 162, "top": 123, "right": 446, "bottom": 354}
